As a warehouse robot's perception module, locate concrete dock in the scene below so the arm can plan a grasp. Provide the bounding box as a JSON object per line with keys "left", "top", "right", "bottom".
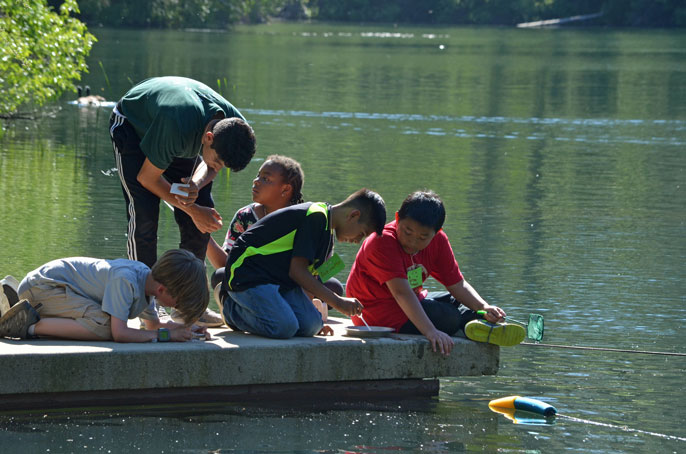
{"left": 0, "top": 318, "right": 499, "bottom": 411}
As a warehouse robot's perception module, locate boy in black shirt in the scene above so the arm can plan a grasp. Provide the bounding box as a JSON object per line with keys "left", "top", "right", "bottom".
{"left": 221, "top": 189, "right": 386, "bottom": 338}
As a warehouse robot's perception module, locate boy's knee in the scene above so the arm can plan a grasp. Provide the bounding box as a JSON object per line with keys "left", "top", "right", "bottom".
{"left": 299, "top": 322, "right": 323, "bottom": 337}
{"left": 210, "top": 268, "right": 225, "bottom": 289}
{"left": 296, "top": 311, "right": 323, "bottom": 337}
{"left": 262, "top": 319, "right": 299, "bottom": 339}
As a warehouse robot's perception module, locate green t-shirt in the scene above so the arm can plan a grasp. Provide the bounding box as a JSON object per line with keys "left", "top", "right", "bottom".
{"left": 119, "top": 76, "right": 246, "bottom": 169}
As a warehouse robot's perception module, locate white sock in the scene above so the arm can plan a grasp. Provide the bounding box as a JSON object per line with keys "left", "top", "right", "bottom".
{"left": 28, "top": 324, "right": 37, "bottom": 337}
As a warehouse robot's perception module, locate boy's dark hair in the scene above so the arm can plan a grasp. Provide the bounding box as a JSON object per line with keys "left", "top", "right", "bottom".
{"left": 265, "top": 154, "right": 305, "bottom": 205}
{"left": 151, "top": 249, "right": 209, "bottom": 324}
{"left": 398, "top": 190, "right": 446, "bottom": 232}
{"left": 212, "top": 118, "right": 256, "bottom": 172}
{"left": 340, "top": 188, "right": 386, "bottom": 235}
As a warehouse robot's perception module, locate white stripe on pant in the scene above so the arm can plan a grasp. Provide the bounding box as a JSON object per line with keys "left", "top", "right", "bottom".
{"left": 109, "top": 109, "right": 138, "bottom": 262}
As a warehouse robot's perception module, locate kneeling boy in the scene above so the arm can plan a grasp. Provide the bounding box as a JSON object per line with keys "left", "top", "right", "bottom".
{"left": 0, "top": 249, "right": 209, "bottom": 342}
{"left": 221, "top": 188, "right": 386, "bottom": 339}
{"left": 346, "top": 190, "right": 524, "bottom": 355}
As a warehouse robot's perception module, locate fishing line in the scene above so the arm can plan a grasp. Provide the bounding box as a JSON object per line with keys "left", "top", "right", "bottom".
{"left": 490, "top": 397, "right": 686, "bottom": 442}
{"left": 557, "top": 414, "right": 686, "bottom": 442}
{"left": 520, "top": 342, "right": 686, "bottom": 357}
{"left": 477, "top": 312, "right": 684, "bottom": 357}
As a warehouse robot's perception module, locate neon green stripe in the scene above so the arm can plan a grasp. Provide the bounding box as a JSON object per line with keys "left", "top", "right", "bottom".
{"left": 228, "top": 230, "right": 297, "bottom": 289}
{"left": 306, "top": 202, "right": 329, "bottom": 274}
{"left": 307, "top": 202, "right": 329, "bottom": 229}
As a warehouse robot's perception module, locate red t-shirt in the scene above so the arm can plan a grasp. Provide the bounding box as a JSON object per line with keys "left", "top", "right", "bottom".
{"left": 346, "top": 220, "right": 464, "bottom": 331}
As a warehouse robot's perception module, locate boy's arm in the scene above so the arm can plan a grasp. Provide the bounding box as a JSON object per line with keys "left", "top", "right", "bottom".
{"left": 137, "top": 158, "right": 222, "bottom": 233}
{"left": 110, "top": 317, "right": 193, "bottom": 342}
{"left": 144, "top": 318, "right": 210, "bottom": 338}
{"left": 386, "top": 278, "right": 454, "bottom": 356}
{"left": 206, "top": 236, "right": 228, "bottom": 269}
{"left": 191, "top": 159, "right": 218, "bottom": 190}
{"left": 445, "top": 279, "right": 505, "bottom": 323}
{"left": 289, "top": 256, "right": 363, "bottom": 317}
{"left": 206, "top": 207, "right": 246, "bottom": 269}
{"left": 138, "top": 158, "right": 198, "bottom": 206}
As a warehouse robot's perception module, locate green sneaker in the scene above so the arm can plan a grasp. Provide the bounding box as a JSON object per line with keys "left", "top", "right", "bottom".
{"left": 0, "top": 300, "right": 40, "bottom": 339}
{"left": 465, "top": 320, "right": 526, "bottom": 347}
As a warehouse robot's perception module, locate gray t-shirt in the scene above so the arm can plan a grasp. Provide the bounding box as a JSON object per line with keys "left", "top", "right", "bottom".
{"left": 18, "top": 258, "right": 156, "bottom": 322}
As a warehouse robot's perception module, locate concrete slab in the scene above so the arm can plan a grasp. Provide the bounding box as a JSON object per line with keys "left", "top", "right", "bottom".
{"left": 0, "top": 318, "right": 498, "bottom": 410}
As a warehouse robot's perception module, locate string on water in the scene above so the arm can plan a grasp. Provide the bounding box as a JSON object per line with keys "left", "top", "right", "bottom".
{"left": 557, "top": 414, "right": 686, "bottom": 442}
{"left": 521, "top": 342, "right": 686, "bottom": 357}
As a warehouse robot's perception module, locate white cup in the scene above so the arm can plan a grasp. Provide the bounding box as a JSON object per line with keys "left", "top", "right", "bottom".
{"left": 170, "top": 183, "right": 190, "bottom": 196}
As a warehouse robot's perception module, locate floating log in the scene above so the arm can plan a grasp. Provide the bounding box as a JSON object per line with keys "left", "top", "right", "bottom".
{"left": 517, "top": 12, "right": 603, "bottom": 28}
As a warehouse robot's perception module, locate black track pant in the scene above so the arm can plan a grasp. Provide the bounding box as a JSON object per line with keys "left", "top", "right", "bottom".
{"left": 109, "top": 107, "right": 213, "bottom": 267}
{"left": 398, "top": 291, "right": 478, "bottom": 336}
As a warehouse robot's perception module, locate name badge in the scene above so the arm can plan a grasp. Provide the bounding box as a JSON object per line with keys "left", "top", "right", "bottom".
{"left": 316, "top": 253, "right": 345, "bottom": 282}
{"left": 407, "top": 266, "right": 423, "bottom": 289}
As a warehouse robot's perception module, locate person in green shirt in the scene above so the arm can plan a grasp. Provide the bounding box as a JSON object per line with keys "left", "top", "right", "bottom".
{"left": 109, "top": 76, "right": 256, "bottom": 326}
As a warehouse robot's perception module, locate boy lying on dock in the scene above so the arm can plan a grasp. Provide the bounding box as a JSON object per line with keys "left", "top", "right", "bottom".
{"left": 0, "top": 249, "right": 209, "bottom": 342}
{"left": 219, "top": 188, "right": 387, "bottom": 339}
{"left": 346, "top": 190, "right": 525, "bottom": 356}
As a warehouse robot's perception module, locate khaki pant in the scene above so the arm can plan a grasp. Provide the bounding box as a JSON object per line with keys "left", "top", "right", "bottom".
{"left": 19, "top": 285, "right": 113, "bottom": 340}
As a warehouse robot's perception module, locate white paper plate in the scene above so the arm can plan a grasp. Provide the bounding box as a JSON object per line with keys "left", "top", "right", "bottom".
{"left": 344, "top": 326, "right": 394, "bottom": 338}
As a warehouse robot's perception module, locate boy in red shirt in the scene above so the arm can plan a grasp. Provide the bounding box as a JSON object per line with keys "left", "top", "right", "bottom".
{"left": 346, "top": 190, "right": 525, "bottom": 355}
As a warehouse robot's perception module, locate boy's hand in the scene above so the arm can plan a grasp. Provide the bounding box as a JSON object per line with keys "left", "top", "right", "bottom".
{"left": 174, "top": 177, "right": 199, "bottom": 205}
{"left": 317, "top": 325, "right": 334, "bottom": 336}
{"left": 481, "top": 304, "right": 506, "bottom": 323}
{"left": 169, "top": 325, "right": 193, "bottom": 342}
{"left": 191, "top": 324, "right": 211, "bottom": 340}
{"left": 187, "top": 205, "right": 223, "bottom": 233}
{"left": 426, "top": 328, "right": 454, "bottom": 356}
{"left": 333, "top": 296, "right": 364, "bottom": 317}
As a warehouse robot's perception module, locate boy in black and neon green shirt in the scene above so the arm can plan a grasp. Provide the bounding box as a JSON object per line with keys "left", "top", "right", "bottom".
{"left": 221, "top": 189, "right": 386, "bottom": 339}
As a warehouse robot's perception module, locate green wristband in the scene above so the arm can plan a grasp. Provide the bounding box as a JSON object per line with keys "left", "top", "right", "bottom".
{"left": 157, "top": 328, "right": 171, "bottom": 342}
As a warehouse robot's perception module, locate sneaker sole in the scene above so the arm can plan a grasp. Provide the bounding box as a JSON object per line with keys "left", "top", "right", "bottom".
{"left": 1, "top": 275, "right": 20, "bottom": 309}
{"left": 465, "top": 320, "right": 526, "bottom": 347}
{"left": 0, "top": 300, "right": 40, "bottom": 338}
{"left": 2, "top": 284, "right": 19, "bottom": 307}
{"left": 193, "top": 319, "right": 225, "bottom": 328}
{"left": 172, "top": 307, "right": 226, "bottom": 328}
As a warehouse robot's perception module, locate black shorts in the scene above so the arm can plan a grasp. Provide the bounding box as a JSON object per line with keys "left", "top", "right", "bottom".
{"left": 398, "top": 291, "right": 478, "bottom": 336}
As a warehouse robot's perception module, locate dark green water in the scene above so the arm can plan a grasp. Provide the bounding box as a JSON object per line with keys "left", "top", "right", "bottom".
{"left": 1, "top": 23, "right": 685, "bottom": 452}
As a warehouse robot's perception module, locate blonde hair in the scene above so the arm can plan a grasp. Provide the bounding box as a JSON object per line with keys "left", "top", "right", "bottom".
{"left": 151, "top": 249, "right": 209, "bottom": 324}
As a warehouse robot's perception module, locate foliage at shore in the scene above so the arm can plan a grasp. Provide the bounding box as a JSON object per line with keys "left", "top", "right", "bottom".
{"left": 314, "top": 0, "right": 686, "bottom": 27}
{"left": 0, "top": 0, "right": 95, "bottom": 117}
{"left": 69, "top": 0, "right": 685, "bottom": 28}
{"left": 71, "top": 0, "right": 304, "bottom": 27}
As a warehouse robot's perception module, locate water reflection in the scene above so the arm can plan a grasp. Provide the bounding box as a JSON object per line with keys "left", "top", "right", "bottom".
{"left": 0, "top": 398, "right": 493, "bottom": 453}
{"left": 0, "top": 23, "right": 685, "bottom": 453}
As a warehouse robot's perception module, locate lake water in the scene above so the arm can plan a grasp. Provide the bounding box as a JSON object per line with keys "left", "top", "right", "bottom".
{"left": 0, "top": 23, "right": 685, "bottom": 453}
